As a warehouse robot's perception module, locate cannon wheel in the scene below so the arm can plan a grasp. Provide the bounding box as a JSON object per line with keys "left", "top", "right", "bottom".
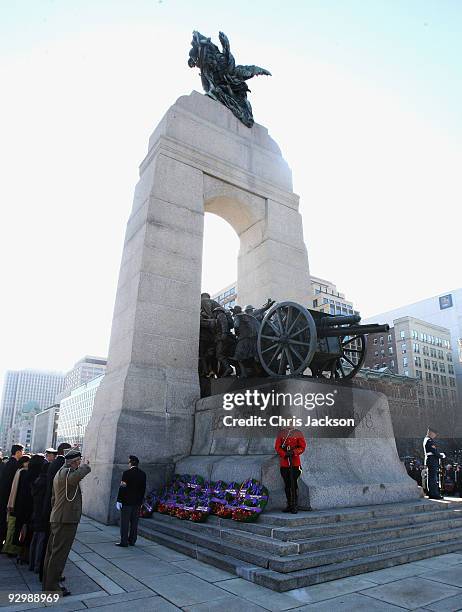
{"left": 257, "top": 301, "right": 317, "bottom": 377}
{"left": 319, "top": 332, "right": 366, "bottom": 380}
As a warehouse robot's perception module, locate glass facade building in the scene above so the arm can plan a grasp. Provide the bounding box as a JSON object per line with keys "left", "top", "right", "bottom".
{"left": 56, "top": 375, "right": 104, "bottom": 447}
{"left": 0, "top": 370, "right": 65, "bottom": 452}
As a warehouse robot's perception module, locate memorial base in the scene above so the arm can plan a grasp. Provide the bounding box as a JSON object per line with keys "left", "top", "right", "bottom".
{"left": 176, "top": 379, "right": 421, "bottom": 510}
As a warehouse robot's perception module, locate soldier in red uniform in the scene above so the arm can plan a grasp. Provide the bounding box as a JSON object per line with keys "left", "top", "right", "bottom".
{"left": 275, "top": 428, "right": 306, "bottom": 513}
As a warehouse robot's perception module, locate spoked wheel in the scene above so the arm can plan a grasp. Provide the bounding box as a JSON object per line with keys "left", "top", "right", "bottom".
{"left": 257, "top": 301, "right": 317, "bottom": 377}
{"left": 319, "top": 332, "right": 366, "bottom": 380}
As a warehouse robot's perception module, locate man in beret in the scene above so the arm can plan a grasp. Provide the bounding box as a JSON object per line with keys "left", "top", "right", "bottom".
{"left": 42, "top": 450, "right": 91, "bottom": 595}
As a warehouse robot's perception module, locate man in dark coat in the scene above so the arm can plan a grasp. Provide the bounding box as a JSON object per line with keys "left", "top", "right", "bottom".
{"left": 0, "top": 444, "right": 24, "bottom": 551}
{"left": 29, "top": 460, "right": 50, "bottom": 572}
{"left": 116, "top": 455, "right": 146, "bottom": 547}
{"left": 38, "top": 442, "right": 71, "bottom": 579}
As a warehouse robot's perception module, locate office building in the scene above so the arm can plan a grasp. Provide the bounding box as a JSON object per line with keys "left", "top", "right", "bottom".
{"left": 56, "top": 356, "right": 107, "bottom": 402}
{"left": 364, "top": 316, "right": 457, "bottom": 411}
{"left": 310, "top": 276, "right": 359, "bottom": 316}
{"left": 212, "top": 276, "right": 359, "bottom": 315}
{"left": 364, "top": 289, "right": 462, "bottom": 400}
{"left": 0, "top": 369, "right": 65, "bottom": 452}
{"left": 56, "top": 375, "right": 104, "bottom": 446}
{"left": 211, "top": 283, "right": 237, "bottom": 310}
{"left": 31, "top": 404, "right": 60, "bottom": 453}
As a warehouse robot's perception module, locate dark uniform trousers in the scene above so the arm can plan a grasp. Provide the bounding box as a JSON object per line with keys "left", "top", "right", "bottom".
{"left": 280, "top": 467, "right": 302, "bottom": 507}
{"left": 42, "top": 523, "right": 78, "bottom": 592}
{"left": 120, "top": 505, "right": 140, "bottom": 546}
{"left": 426, "top": 456, "right": 440, "bottom": 498}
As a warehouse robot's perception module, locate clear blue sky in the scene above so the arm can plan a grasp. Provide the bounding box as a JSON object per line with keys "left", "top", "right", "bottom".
{"left": 0, "top": 0, "right": 460, "bottom": 382}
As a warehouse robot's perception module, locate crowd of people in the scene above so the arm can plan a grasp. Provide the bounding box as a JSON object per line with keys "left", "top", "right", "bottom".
{"left": 0, "top": 443, "right": 146, "bottom": 596}
{"left": 0, "top": 442, "right": 91, "bottom": 596}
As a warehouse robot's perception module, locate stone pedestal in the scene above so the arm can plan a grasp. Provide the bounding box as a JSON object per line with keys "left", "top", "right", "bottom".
{"left": 176, "top": 379, "right": 422, "bottom": 511}
{"left": 82, "top": 92, "right": 311, "bottom": 523}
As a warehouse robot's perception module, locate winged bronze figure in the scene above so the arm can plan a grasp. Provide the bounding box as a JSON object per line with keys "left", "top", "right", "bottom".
{"left": 188, "top": 31, "right": 271, "bottom": 128}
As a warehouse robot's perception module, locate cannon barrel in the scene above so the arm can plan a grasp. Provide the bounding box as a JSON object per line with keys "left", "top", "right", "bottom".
{"left": 317, "top": 323, "right": 390, "bottom": 338}
{"left": 319, "top": 314, "right": 361, "bottom": 327}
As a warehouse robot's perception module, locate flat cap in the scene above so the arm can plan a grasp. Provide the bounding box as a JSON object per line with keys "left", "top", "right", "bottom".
{"left": 64, "top": 449, "right": 82, "bottom": 461}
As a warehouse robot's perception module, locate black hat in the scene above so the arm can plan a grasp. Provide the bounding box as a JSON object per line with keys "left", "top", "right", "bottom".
{"left": 64, "top": 449, "right": 82, "bottom": 461}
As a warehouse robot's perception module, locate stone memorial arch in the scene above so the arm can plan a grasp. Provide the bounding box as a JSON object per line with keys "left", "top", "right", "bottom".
{"left": 83, "top": 92, "right": 311, "bottom": 523}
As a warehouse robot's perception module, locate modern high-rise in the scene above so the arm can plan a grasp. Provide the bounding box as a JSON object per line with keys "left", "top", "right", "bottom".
{"left": 56, "top": 375, "right": 104, "bottom": 447}
{"left": 0, "top": 370, "right": 65, "bottom": 452}
{"left": 364, "top": 289, "right": 462, "bottom": 400}
{"left": 56, "top": 356, "right": 107, "bottom": 402}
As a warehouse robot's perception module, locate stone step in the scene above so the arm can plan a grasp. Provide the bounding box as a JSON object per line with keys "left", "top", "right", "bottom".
{"left": 138, "top": 520, "right": 462, "bottom": 593}
{"left": 258, "top": 499, "right": 450, "bottom": 527}
{"left": 297, "top": 515, "right": 462, "bottom": 552}
{"left": 143, "top": 510, "right": 462, "bottom": 569}
{"left": 150, "top": 513, "right": 298, "bottom": 556}
{"left": 269, "top": 526, "right": 462, "bottom": 572}
{"left": 271, "top": 507, "right": 462, "bottom": 540}
{"left": 145, "top": 504, "right": 462, "bottom": 558}
{"left": 252, "top": 537, "right": 462, "bottom": 591}
{"left": 143, "top": 516, "right": 271, "bottom": 567}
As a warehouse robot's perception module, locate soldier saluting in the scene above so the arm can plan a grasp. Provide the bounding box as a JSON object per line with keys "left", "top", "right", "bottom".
{"left": 423, "top": 427, "right": 446, "bottom": 500}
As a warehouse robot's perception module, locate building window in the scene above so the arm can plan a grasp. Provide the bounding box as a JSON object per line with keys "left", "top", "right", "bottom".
{"left": 403, "top": 357, "right": 408, "bottom": 367}
{"left": 388, "top": 347, "right": 393, "bottom": 355}
{"left": 402, "top": 343, "right": 407, "bottom": 354}
{"left": 433, "top": 374, "right": 440, "bottom": 384}
{"left": 441, "top": 375, "right": 447, "bottom": 386}
{"left": 373, "top": 338, "right": 378, "bottom": 345}
{"left": 416, "top": 370, "right": 422, "bottom": 379}
{"left": 313, "top": 299, "right": 318, "bottom": 308}
{"left": 388, "top": 334, "right": 392, "bottom": 343}
{"left": 432, "top": 361, "right": 438, "bottom": 371}
{"left": 425, "top": 372, "right": 432, "bottom": 382}
{"left": 400, "top": 331, "right": 405, "bottom": 339}
{"left": 427, "top": 386, "right": 434, "bottom": 397}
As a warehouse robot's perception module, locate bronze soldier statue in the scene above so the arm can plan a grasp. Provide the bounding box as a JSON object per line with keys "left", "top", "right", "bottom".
{"left": 233, "top": 299, "right": 274, "bottom": 377}
{"left": 213, "top": 305, "right": 236, "bottom": 377}
{"left": 199, "top": 293, "right": 220, "bottom": 377}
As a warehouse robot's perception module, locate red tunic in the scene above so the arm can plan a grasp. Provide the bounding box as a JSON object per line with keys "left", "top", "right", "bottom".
{"left": 275, "top": 429, "right": 306, "bottom": 468}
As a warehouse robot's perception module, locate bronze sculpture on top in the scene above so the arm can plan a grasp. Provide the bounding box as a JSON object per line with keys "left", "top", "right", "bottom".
{"left": 188, "top": 30, "right": 271, "bottom": 127}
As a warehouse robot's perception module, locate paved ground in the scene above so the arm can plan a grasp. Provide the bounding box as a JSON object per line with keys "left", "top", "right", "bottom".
{"left": 1, "top": 516, "right": 462, "bottom": 611}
